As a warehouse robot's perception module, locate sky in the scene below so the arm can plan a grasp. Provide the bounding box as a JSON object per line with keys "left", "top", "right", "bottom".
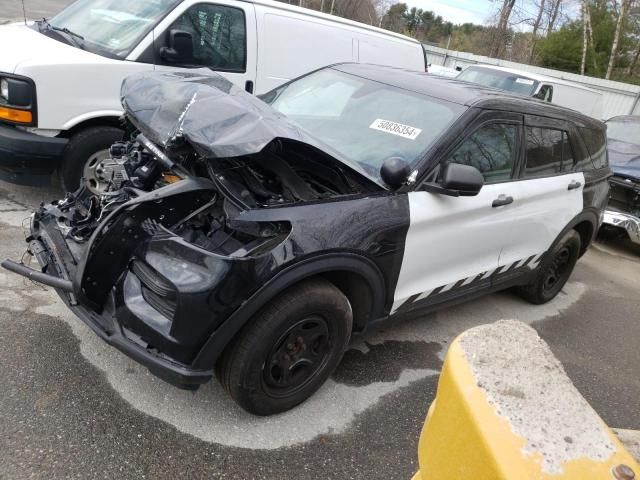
{"left": 404, "top": 0, "right": 495, "bottom": 25}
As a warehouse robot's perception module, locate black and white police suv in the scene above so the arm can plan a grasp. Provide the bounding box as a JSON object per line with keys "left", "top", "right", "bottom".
{"left": 3, "top": 64, "right": 610, "bottom": 415}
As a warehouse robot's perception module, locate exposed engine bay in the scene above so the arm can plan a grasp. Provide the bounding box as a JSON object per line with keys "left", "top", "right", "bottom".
{"left": 49, "top": 131, "right": 376, "bottom": 256}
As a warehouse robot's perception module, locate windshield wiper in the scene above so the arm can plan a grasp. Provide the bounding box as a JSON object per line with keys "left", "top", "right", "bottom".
{"left": 39, "top": 18, "right": 85, "bottom": 49}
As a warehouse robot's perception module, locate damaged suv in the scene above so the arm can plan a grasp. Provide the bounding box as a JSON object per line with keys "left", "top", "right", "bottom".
{"left": 3, "top": 64, "right": 610, "bottom": 415}
{"left": 602, "top": 115, "right": 640, "bottom": 244}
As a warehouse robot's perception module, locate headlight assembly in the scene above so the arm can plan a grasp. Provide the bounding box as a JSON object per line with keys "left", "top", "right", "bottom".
{"left": 0, "top": 74, "right": 36, "bottom": 126}
{"left": 0, "top": 78, "right": 8, "bottom": 101}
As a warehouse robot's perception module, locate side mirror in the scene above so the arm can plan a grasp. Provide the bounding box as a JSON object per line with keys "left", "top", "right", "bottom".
{"left": 440, "top": 163, "right": 484, "bottom": 196}
{"left": 159, "top": 29, "right": 194, "bottom": 64}
{"left": 380, "top": 157, "right": 412, "bottom": 190}
{"left": 424, "top": 163, "right": 484, "bottom": 197}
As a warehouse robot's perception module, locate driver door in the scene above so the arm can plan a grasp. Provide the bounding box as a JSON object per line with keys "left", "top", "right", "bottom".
{"left": 151, "top": 0, "right": 257, "bottom": 93}
{"left": 392, "top": 112, "right": 524, "bottom": 314}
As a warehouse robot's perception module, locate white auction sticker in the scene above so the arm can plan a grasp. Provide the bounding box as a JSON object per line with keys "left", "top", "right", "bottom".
{"left": 515, "top": 78, "right": 535, "bottom": 85}
{"left": 369, "top": 118, "right": 422, "bottom": 140}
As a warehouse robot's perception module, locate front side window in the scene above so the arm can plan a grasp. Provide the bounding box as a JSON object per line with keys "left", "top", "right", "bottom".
{"left": 171, "top": 4, "right": 246, "bottom": 72}
{"left": 266, "top": 68, "right": 465, "bottom": 185}
{"left": 446, "top": 123, "right": 516, "bottom": 183}
{"left": 48, "top": 0, "right": 179, "bottom": 58}
{"left": 524, "top": 127, "right": 574, "bottom": 177}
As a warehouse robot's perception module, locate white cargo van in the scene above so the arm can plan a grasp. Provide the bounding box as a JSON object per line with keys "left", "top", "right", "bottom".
{"left": 457, "top": 65, "right": 604, "bottom": 120}
{"left": 0, "top": 0, "right": 426, "bottom": 192}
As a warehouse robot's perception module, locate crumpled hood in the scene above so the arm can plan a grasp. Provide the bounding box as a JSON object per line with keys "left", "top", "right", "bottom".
{"left": 0, "top": 23, "right": 91, "bottom": 73}
{"left": 121, "top": 71, "right": 321, "bottom": 159}
{"left": 608, "top": 138, "right": 640, "bottom": 182}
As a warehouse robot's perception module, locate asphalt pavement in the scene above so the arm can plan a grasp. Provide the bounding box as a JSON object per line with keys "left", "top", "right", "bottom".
{"left": 0, "top": 0, "right": 70, "bottom": 23}
{"left": 1, "top": 1, "right": 639, "bottom": 476}
{"left": 0, "top": 179, "right": 638, "bottom": 479}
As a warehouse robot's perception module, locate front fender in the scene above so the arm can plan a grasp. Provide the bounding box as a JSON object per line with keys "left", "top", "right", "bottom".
{"left": 191, "top": 252, "right": 387, "bottom": 370}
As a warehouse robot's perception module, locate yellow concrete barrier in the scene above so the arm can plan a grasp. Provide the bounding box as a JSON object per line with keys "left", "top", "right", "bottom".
{"left": 413, "top": 320, "right": 639, "bottom": 480}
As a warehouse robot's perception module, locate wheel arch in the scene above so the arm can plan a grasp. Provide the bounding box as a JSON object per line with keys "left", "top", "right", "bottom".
{"left": 59, "top": 114, "right": 123, "bottom": 139}
{"left": 564, "top": 209, "right": 599, "bottom": 257}
{"left": 191, "top": 253, "right": 387, "bottom": 370}
{"left": 542, "top": 209, "right": 598, "bottom": 263}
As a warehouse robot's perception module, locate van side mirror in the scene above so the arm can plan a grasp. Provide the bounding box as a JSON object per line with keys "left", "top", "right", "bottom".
{"left": 160, "top": 30, "right": 194, "bottom": 64}
{"left": 423, "top": 163, "right": 484, "bottom": 197}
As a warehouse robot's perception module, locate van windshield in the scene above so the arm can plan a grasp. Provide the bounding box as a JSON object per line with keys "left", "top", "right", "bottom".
{"left": 457, "top": 67, "right": 539, "bottom": 96}
{"left": 265, "top": 68, "right": 465, "bottom": 184}
{"left": 47, "top": 0, "right": 180, "bottom": 58}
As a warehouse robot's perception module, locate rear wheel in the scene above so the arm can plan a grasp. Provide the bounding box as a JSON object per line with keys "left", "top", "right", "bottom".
{"left": 60, "top": 126, "right": 123, "bottom": 194}
{"left": 217, "top": 279, "right": 352, "bottom": 415}
{"left": 517, "top": 230, "right": 581, "bottom": 305}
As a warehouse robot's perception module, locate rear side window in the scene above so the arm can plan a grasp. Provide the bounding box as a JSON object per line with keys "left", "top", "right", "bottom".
{"left": 447, "top": 123, "right": 516, "bottom": 183}
{"left": 581, "top": 128, "right": 608, "bottom": 169}
{"left": 524, "top": 127, "right": 573, "bottom": 177}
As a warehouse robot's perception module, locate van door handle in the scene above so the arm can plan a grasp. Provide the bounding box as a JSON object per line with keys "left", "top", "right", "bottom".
{"left": 492, "top": 195, "right": 514, "bottom": 208}
{"left": 245, "top": 80, "right": 254, "bottom": 94}
{"left": 568, "top": 180, "right": 582, "bottom": 190}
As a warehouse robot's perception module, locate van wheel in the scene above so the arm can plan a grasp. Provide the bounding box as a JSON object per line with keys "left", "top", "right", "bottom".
{"left": 517, "top": 230, "right": 581, "bottom": 305}
{"left": 217, "top": 279, "right": 353, "bottom": 416}
{"left": 60, "top": 127, "right": 123, "bottom": 194}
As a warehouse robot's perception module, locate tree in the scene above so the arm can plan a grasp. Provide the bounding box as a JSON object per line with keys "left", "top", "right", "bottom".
{"left": 581, "top": 0, "right": 588, "bottom": 74}
{"left": 529, "top": 0, "right": 547, "bottom": 62}
{"left": 381, "top": 2, "right": 407, "bottom": 33}
{"left": 546, "top": 0, "right": 563, "bottom": 32}
{"left": 607, "top": 0, "right": 631, "bottom": 78}
{"left": 490, "top": 0, "right": 517, "bottom": 58}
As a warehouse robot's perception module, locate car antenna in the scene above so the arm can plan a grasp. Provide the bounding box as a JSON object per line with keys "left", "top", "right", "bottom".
{"left": 21, "top": 0, "right": 27, "bottom": 25}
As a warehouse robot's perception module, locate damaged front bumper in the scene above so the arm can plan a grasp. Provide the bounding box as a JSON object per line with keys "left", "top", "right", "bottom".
{"left": 602, "top": 210, "right": 640, "bottom": 244}
{"left": 2, "top": 229, "right": 215, "bottom": 389}
{"left": 603, "top": 174, "right": 640, "bottom": 244}
{"left": 2, "top": 178, "right": 278, "bottom": 390}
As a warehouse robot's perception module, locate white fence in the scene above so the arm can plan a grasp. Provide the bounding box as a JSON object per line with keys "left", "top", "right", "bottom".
{"left": 423, "top": 44, "right": 640, "bottom": 120}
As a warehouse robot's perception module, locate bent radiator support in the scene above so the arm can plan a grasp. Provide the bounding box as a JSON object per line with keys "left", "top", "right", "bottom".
{"left": 412, "top": 320, "right": 639, "bottom": 480}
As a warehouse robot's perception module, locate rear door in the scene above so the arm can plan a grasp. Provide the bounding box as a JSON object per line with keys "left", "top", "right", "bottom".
{"left": 392, "top": 111, "right": 523, "bottom": 313}
{"left": 490, "top": 115, "right": 585, "bottom": 280}
{"left": 150, "top": 0, "right": 257, "bottom": 93}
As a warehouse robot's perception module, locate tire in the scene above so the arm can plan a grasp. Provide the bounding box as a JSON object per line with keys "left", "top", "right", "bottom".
{"left": 60, "top": 126, "right": 123, "bottom": 194}
{"left": 217, "top": 279, "right": 353, "bottom": 416}
{"left": 517, "top": 230, "right": 582, "bottom": 305}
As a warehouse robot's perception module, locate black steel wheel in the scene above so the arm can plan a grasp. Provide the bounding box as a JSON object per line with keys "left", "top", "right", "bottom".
{"left": 518, "top": 229, "right": 582, "bottom": 305}
{"left": 217, "top": 279, "right": 352, "bottom": 415}
{"left": 262, "top": 315, "right": 332, "bottom": 398}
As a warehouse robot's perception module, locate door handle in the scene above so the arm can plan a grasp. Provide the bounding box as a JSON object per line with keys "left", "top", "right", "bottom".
{"left": 245, "top": 80, "right": 254, "bottom": 94}
{"left": 492, "top": 194, "right": 514, "bottom": 208}
{"left": 568, "top": 180, "right": 582, "bottom": 190}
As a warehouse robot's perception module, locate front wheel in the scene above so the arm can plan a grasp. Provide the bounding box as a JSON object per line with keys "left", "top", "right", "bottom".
{"left": 217, "top": 279, "right": 353, "bottom": 415}
{"left": 60, "top": 126, "right": 124, "bottom": 194}
{"left": 517, "top": 230, "right": 582, "bottom": 305}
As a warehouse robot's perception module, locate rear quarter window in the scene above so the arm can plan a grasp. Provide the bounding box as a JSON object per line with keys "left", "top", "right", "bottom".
{"left": 580, "top": 128, "right": 608, "bottom": 170}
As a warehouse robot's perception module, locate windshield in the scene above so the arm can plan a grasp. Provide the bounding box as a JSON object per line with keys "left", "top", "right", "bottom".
{"left": 264, "top": 68, "right": 465, "bottom": 183}
{"left": 606, "top": 119, "right": 640, "bottom": 145}
{"left": 457, "top": 67, "right": 539, "bottom": 96}
{"left": 48, "top": 0, "right": 179, "bottom": 58}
